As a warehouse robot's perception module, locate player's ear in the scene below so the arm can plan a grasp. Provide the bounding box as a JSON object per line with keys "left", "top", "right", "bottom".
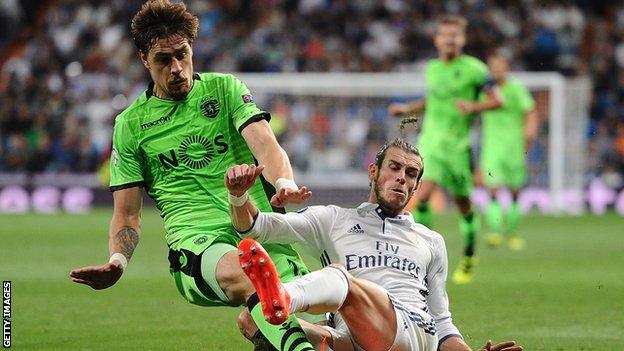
{"left": 412, "top": 179, "right": 422, "bottom": 194}
{"left": 368, "top": 163, "right": 377, "bottom": 182}
{"left": 139, "top": 51, "right": 150, "bottom": 70}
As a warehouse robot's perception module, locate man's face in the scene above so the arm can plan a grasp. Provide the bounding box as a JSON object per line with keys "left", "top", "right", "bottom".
{"left": 141, "top": 35, "right": 193, "bottom": 100}
{"left": 434, "top": 23, "right": 466, "bottom": 59}
{"left": 369, "top": 147, "right": 423, "bottom": 214}
{"left": 488, "top": 55, "right": 509, "bottom": 82}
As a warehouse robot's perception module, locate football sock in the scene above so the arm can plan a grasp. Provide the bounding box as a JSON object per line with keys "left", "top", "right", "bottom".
{"left": 507, "top": 201, "right": 521, "bottom": 234}
{"left": 248, "top": 294, "right": 314, "bottom": 351}
{"left": 414, "top": 202, "right": 432, "bottom": 227}
{"left": 284, "top": 265, "right": 349, "bottom": 315}
{"left": 460, "top": 211, "right": 478, "bottom": 257}
{"left": 486, "top": 199, "right": 503, "bottom": 233}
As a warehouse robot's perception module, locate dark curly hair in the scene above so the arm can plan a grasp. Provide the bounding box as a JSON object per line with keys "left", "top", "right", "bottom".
{"left": 131, "top": 0, "right": 199, "bottom": 54}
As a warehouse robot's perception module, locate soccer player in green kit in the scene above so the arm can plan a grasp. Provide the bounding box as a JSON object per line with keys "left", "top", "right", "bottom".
{"left": 480, "top": 53, "right": 538, "bottom": 251}
{"left": 388, "top": 16, "right": 502, "bottom": 284}
{"left": 69, "top": 1, "right": 317, "bottom": 350}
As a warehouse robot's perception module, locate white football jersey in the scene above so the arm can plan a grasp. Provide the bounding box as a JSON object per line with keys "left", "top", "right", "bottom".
{"left": 244, "top": 202, "right": 462, "bottom": 343}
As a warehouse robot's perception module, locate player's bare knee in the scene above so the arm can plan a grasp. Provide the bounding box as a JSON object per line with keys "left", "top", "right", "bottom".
{"left": 215, "top": 252, "right": 255, "bottom": 305}
{"left": 342, "top": 276, "right": 390, "bottom": 314}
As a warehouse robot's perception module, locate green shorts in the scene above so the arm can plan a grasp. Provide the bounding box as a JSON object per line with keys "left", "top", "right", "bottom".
{"left": 420, "top": 149, "right": 473, "bottom": 198}
{"left": 481, "top": 152, "right": 526, "bottom": 189}
{"left": 168, "top": 229, "right": 309, "bottom": 307}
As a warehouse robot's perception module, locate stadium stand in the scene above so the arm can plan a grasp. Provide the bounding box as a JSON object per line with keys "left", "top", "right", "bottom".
{"left": 0, "top": 0, "right": 622, "bottom": 190}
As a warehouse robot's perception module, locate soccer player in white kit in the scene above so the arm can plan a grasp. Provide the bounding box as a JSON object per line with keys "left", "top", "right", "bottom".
{"left": 226, "top": 139, "right": 521, "bottom": 351}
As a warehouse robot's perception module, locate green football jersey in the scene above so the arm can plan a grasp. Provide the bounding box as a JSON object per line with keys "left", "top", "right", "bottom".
{"left": 420, "top": 55, "right": 489, "bottom": 154}
{"left": 110, "top": 72, "right": 275, "bottom": 245}
{"left": 481, "top": 78, "right": 535, "bottom": 156}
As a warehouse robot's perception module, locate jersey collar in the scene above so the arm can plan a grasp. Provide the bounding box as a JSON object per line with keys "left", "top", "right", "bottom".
{"left": 356, "top": 202, "right": 417, "bottom": 227}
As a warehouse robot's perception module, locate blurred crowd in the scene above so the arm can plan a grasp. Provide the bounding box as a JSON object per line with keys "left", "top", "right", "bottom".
{"left": 0, "top": 0, "right": 623, "bottom": 188}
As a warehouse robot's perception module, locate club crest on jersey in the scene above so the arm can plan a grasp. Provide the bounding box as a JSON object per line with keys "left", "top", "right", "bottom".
{"left": 200, "top": 98, "right": 220, "bottom": 119}
{"left": 242, "top": 94, "right": 254, "bottom": 103}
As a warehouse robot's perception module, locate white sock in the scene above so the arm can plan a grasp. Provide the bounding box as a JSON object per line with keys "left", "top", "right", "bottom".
{"left": 284, "top": 265, "right": 350, "bottom": 315}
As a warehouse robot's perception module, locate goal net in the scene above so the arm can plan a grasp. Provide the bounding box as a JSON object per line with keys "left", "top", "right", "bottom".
{"left": 237, "top": 72, "right": 591, "bottom": 214}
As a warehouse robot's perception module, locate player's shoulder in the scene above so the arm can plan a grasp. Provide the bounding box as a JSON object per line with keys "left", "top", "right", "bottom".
{"left": 507, "top": 77, "right": 528, "bottom": 90}
{"left": 414, "top": 223, "right": 446, "bottom": 248}
{"left": 426, "top": 58, "right": 443, "bottom": 70}
{"left": 113, "top": 93, "right": 149, "bottom": 126}
{"left": 296, "top": 204, "right": 344, "bottom": 217}
{"left": 196, "top": 72, "right": 242, "bottom": 85}
{"left": 461, "top": 54, "right": 486, "bottom": 65}
{"left": 461, "top": 55, "right": 487, "bottom": 70}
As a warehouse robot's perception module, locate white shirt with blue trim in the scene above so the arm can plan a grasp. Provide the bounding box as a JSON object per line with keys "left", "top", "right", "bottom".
{"left": 242, "top": 202, "right": 462, "bottom": 344}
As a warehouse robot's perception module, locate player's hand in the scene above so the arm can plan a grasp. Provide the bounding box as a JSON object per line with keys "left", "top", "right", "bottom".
{"left": 69, "top": 262, "right": 124, "bottom": 290}
{"left": 456, "top": 100, "right": 475, "bottom": 114}
{"left": 270, "top": 186, "right": 312, "bottom": 207}
{"left": 225, "top": 164, "right": 264, "bottom": 196}
{"left": 479, "top": 340, "right": 523, "bottom": 351}
{"left": 388, "top": 102, "right": 409, "bottom": 116}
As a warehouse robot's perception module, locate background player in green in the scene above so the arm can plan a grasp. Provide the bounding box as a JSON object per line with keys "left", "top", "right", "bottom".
{"left": 69, "top": 1, "right": 318, "bottom": 350}
{"left": 388, "top": 15, "right": 502, "bottom": 284}
{"left": 480, "top": 53, "right": 539, "bottom": 251}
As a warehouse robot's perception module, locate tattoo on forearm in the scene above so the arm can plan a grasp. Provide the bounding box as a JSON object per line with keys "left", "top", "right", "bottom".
{"left": 115, "top": 226, "right": 139, "bottom": 260}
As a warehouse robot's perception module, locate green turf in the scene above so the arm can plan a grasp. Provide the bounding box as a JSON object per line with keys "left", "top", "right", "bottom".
{"left": 1, "top": 209, "right": 622, "bottom": 350}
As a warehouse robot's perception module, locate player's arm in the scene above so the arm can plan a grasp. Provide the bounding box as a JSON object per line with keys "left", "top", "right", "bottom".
{"left": 228, "top": 74, "right": 310, "bottom": 207}
{"left": 524, "top": 108, "right": 539, "bottom": 151}
{"left": 388, "top": 99, "right": 426, "bottom": 117}
{"left": 428, "top": 235, "right": 522, "bottom": 351}
{"left": 456, "top": 88, "right": 503, "bottom": 114}
{"left": 226, "top": 164, "right": 327, "bottom": 251}
{"left": 457, "top": 61, "right": 503, "bottom": 114}
{"left": 241, "top": 120, "right": 310, "bottom": 207}
{"left": 69, "top": 187, "right": 142, "bottom": 290}
{"left": 425, "top": 235, "right": 466, "bottom": 350}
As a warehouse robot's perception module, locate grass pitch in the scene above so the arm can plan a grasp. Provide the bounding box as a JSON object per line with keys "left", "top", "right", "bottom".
{"left": 1, "top": 209, "right": 622, "bottom": 350}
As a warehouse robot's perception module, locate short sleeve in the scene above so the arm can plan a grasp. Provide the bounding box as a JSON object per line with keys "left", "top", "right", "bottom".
{"left": 517, "top": 84, "right": 536, "bottom": 113}
{"left": 226, "top": 74, "right": 271, "bottom": 133}
{"left": 109, "top": 118, "right": 144, "bottom": 192}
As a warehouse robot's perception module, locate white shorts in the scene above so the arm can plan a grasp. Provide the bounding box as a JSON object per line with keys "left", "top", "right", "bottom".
{"left": 325, "top": 295, "right": 437, "bottom": 351}
{"left": 388, "top": 295, "right": 438, "bottom": 351}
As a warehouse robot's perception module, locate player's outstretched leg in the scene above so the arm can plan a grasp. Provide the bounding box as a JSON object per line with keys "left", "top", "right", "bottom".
{"left": 239, "top": 238, "right": 291, "bottom": 324}
{"left": 415, "top": 202, "right": 432, "bottom": 227}
{"left": 239, "top": 239, "right": 349, "bottom": 321}
{"left": 238, "top": 239, "right": 316, "bottom": 351}
{"left": 453, "top": 197, "right": 479, "bottom": 284}
{"left": 412, "top": 180, "right": 436, "bottom": 227}
{"left": 485, "top": 191, "right": 504, "bottom": 248}
{"left": 506, "top": 192, "right": 525, "bottom": 251}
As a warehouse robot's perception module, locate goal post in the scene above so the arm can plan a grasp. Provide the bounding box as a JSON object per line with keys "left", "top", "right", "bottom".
{"left": 237, "top": 72, "right": 590, "bottom": 214}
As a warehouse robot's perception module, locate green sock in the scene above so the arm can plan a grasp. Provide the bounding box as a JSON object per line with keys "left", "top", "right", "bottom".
{"left": 486, "top": 199, "right": 503, "bottom": 233}
{"left": 414, "top": 202, "right": 432, "bottom": 227}
{"left": 507, "top": 201, "right": 521, "bottom": 234}
{"left": 459, "top": 211, "right": 479, "bottom": 257}
{"left": 248, "top": 294, "right": 314, "bottom": 351}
